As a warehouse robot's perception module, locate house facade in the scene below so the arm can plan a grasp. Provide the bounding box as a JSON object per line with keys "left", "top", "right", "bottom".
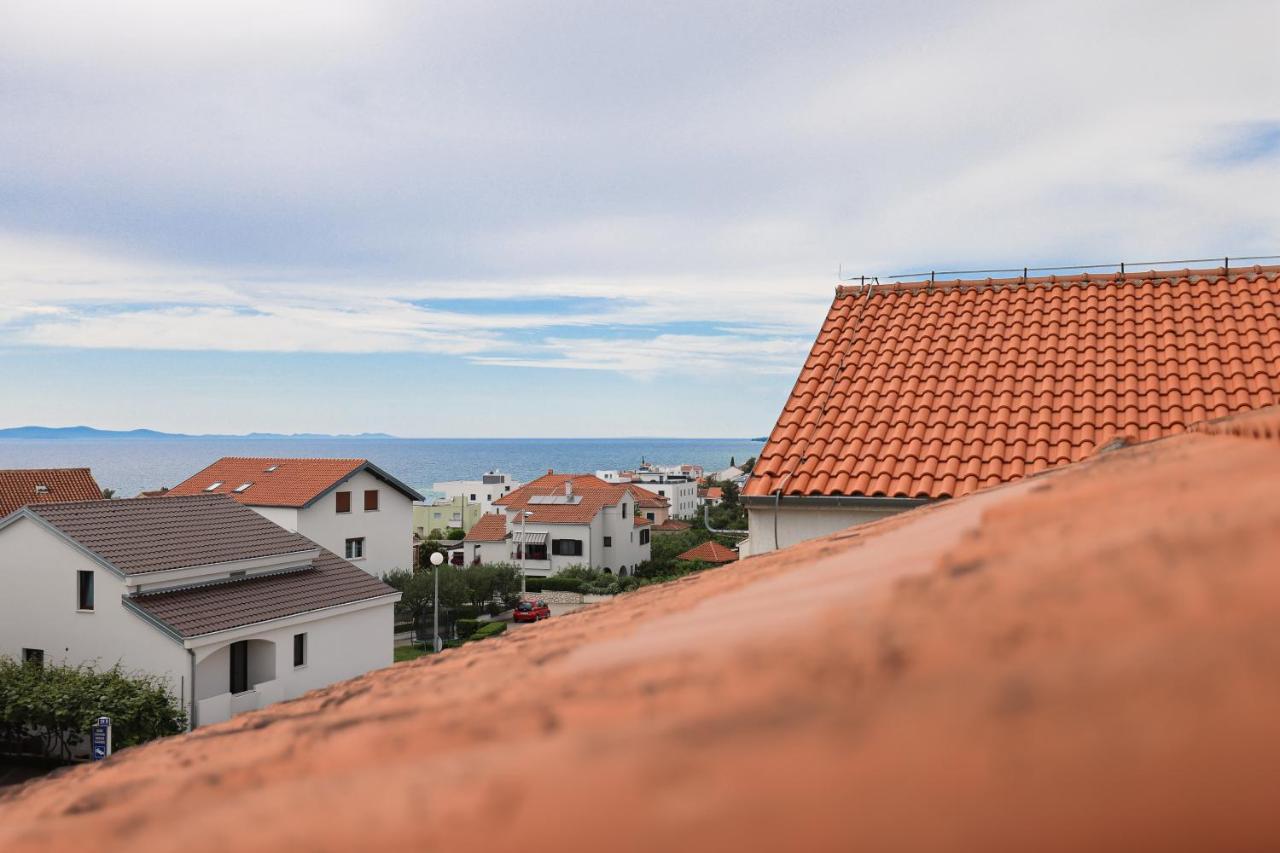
{"left": 745, "top": 264, "right": 1280, "bottom": 553}
{"left": 494, "top": 472, "right": 651, "bottom": 576}
{"left": 413, "top": 496, "right": 482, "bottom": 539}
{"left": 166, "top": 457, "right": 423, "bottom": 577}
{"left": 433, "top": 470, "right": 523, "bottom": 515}
{"left": 0, "top": 495, "right": 398, "bottom": 728}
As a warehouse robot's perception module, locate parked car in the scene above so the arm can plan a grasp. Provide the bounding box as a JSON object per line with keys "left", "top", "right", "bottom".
{"left": 513, "top": 599, "right": 550, "bottom": 623}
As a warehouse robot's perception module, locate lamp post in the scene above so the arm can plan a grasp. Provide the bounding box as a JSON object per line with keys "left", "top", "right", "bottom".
{"left": 429, "top": 550, "right": 445, "bottom": 653}
{"left": 520, "top": 510, "right": 533, "bottom": 594}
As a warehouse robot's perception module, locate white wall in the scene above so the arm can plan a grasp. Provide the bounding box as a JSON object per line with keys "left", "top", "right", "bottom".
{"left": 745, "top": 504, "right": 907, "bottom": 554}
{"left": 634, "top": 477, "right": 698, "bottom": 518}
{"left": 249, "top": 505, "right": 300, "bottom": 531}
{"left": 599, "top": 495, "right": 649, "bottom": 575}
{"left": 295, "top": 469, "right": 413, "bottom": 577}
{"left": 0, "top": 517, "right": 190, "bottom": 710}
{"left": 193, "top": 600, "right": 394, "bottom": 725}
{"left": 435, "top": 474, "right": 521, "bottom": 514}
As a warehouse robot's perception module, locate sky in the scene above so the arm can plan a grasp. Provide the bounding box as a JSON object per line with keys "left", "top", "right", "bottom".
{"left": 1, "top": 1, "right": 1277, "bottom": 437}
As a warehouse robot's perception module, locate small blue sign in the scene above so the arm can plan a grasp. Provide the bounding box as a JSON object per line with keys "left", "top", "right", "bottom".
{"left": 91, "top": 716, "right": 111, "bottom": 761}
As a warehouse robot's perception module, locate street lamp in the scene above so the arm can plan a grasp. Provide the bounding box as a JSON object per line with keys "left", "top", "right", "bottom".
{"left": 519, "top": 510, "right": 534, "bottom": 594}
{"left": 429, "top": 550, "right": 445, "bottom": 653}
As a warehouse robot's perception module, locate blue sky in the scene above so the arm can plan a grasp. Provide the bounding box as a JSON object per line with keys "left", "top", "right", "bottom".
{"left": 0, "top": 1, "right": 1277, "bottom": 437}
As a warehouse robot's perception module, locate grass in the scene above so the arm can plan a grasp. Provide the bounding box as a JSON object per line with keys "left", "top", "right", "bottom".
{"left": 394, "top": 645, "right": 430, "bottom": 663}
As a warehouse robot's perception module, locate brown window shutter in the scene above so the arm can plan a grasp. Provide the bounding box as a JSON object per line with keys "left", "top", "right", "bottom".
{"left": 364, "top": 490, "right": 379, "bottom": 511}
{"left": 335, "top": 491, "right": 351, "bottom": 513}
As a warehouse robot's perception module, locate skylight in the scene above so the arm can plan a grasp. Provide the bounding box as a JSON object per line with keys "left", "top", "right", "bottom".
{"left": 234, "top": 482, "right": 253, "bottom": 493}
{"left": 265, "top": 465, "right": 279, "bottom": 473}
{"left": 205, "top": 481, "right": 223, "bottom": 492}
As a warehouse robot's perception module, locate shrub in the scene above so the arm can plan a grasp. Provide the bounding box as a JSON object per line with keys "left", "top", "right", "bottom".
{"left": 467, "top": 621, "right": 507, "bottom": 642}
{"left": 0, "top": 656, "right": 187, "bottom": 761}
{"left": 523, "top": 577, "right": 544, "bottom": 593}
{"left": 455, "top": 618, "right": 483, "bottom": 638}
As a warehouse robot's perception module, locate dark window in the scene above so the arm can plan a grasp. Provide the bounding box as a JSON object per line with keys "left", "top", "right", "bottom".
{"left": 646, "top": 512, "right": 654, "bottom": 521}
{"left": 230, "top": 641, "right": 249, "bottom": 693}
{"left": 77, "top": 570, "right": 94, "bottom": 610}
{"left": 293, "top": 633, "right": 307, "bottom": 667}
{"left": 364, "top": 490, "right": 379, "bottom": 511}
{"left": 470, "top": 493, "right": 477, "bottom": 501}
{"left": 622, "top": 503, "right": 627, "bottom": 518}
{"left": 517, "top": 543, "right": 548, "bottom": 560}
{"left": 552, "top": 539, "right": 583, "bottom": 557}
{"left": 345, "top": 538, "right": 365, "bottom": 559}
{"left": 603, "top": 536, "right": 612, "bottom": 547}
{"left": 22, "top": 648, "right": 43, "bottom": 668}
{"left": 335, "top": 491, "right": 351, "bottom": 513}
{"left": 640, "top": 529, "right": 650, "bottom": 545}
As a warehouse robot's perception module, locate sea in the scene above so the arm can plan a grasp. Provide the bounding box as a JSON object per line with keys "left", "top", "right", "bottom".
{"left": 0, "top": 437, "right": 763, "bottom": 500}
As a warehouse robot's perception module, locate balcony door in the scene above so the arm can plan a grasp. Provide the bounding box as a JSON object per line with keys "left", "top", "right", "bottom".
{"left": 230, "top": 640, "right": 249, "bottom": 694}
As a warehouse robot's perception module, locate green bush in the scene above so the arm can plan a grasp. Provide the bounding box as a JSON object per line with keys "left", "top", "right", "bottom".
{"left": 524, "top": 577, "right": 544, "bottom": 593}
{"left": 454, "top": 604, "right": 482, "bottom": 619}
{"left": 455, "top": 618, "right": 483, "bottom": 638}
{"left": 540, "top": 576, "right": 585, "bottom": 593}
{"left": 0, "top": 656, "right": 187, "bottom": 761}
{"left": 467, "top": 621, "right": 507, "bottom": 642}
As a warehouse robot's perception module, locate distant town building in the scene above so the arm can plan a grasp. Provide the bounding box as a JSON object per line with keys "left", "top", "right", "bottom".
{"left": 433, "top": 470, "right": 522, "bottom": 515}
{"left": 0, "top": 494, "right": 399, "bottom": 729}
{"left": 595, "top": 465, "right": 700, "bottom": 519}
{"left": 493, "top": 471, "right": 652, "bottom": 576}
{"left": 165, "top": 457, "right": 422, "bottom": 577}
{"left": 413, "top": 496, "right": 482, "bottom": 539}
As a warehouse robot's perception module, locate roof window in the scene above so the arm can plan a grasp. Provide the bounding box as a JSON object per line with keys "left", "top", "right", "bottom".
{"left": 205, "top": 481, "right": 224, "bottom": 492}
{"left": 34, "top": 484, "right": 49, "bottom": 495}
{"left": 265, "top": 465, "right": 279, "bottom": 472}
{"left": 234, "top": 482, "right": 253, "bottom": 493}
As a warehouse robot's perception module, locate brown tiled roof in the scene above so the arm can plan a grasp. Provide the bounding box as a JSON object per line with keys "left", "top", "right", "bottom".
{"left": 747, "top": 265, "right": 1280, "bottom": 500}
{"left": 27, "top": 494, "right": 316, "bottom": 575}
{"left": 652, "top": 518, "right": 691, "bottom": 532}
{"left": 166, "top": 457, "right": 422, "bottom": 507}
{"left": 0, "top": 468, "right": 102, "bottom": 517}
{"left": 699, "top": 487, "right": 723, "bottom": 500}
{"left": 633, "top": 515, "right": 652, "bottom": 527}
{"left": 12, "top": 406, "right": 1280, "bottom": 849}
{"left": 676, "top": 540, "right": 738, "bottom": 563}
{"left": 495, "top": 472, "right": 629, "bottom": 524}
{"left": 127, "top": 549, "right": 395, "bottom": 638}
{"left": 464, "top": 513, "right": 508, "bottom": 542}
{"left": 625, "top": 483, "right": 669, "bottom": 508}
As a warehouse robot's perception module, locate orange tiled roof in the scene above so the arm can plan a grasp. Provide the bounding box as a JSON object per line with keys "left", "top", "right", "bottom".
{"left": 0, "top": 468, "right": 102, "bottom": 517}
{"left": 464, "top": 513, "right": 508, "bottom": 542}
{"left": 652, "top": 518, "right": 691, "bottom": 532}
{"left": 633, "top": 515, "right": 652, "bottom": 527}
{"left": 495, "top": 472, "right": 630, "bottom": 524}
{"left": 747, "top": 265, "right": 1280, "bottom": 500}
{"left": 166, "top": 457, "right": 421, "bottom": 507}
{"left": 676, "top": 540, "right": 738, "bottom": 564}
{"left": 625, "top": 483, "right": 669, "bottom": 508}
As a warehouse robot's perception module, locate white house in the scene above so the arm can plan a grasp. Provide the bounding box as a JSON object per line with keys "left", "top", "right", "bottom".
{"left": 165, "top": 457, "right": 423, "bottom": 577}
{"left": 433, "top": 470, "right": 523, "bottom": 515}
{"left": 0, "top": 494, "right": 399, "bottom": 728}
{"left": 459, "top": 513, "right": 512, "bottom": 566}
{"left": 628, "top": 470, "right": 699, "bottom": 519}
{"left": 493, "top": 472, "right": 651, "bottom": 576}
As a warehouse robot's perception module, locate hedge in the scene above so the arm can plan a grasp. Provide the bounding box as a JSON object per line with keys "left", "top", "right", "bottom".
{"left": 455, "top": 618, "right": 483, "bottom": 638}
{"left": 523, "top": 578, "right": 544, "bottom": 593}
{"left": 539, "top": 576, "right": 585, "bottom": 593}
{"left": 467, "top": 621, "right": 507, "bottom": 642}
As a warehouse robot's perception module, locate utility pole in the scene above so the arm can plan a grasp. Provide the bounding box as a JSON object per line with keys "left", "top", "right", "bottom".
{"left": 429, "top": 550, "right": 444, "bottom": 652}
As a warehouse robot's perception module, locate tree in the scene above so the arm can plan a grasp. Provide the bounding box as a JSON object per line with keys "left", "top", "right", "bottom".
{"left": 101, "top": 488, "right": 116, "bottom": 499}
{"left": 0, "top": 656, "right": 186, "bottom": 761}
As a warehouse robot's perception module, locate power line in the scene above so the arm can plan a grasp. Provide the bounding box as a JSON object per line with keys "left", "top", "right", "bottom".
{"left": 840, "top": 254, "right": 1280, "bottom": 284}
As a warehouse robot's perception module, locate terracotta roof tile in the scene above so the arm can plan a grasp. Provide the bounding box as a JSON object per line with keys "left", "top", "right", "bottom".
{"left": 165, "top": 457, "right": 422, "bottom": 507}
{"left": 625, "top": 483, "right": 669, "bottom": 508}
{"left": 746, "top": 265, "right": 1280, "bottom": 499}
{"left": 676, "top": 541, "right": 738, "bottom": 563}
{"left": 496, "top": 472, "right": 630, "bottom": 524}
{"left": 464, "top": 513, "right": 508, "bottom": 542}
{"left": 651, "top": 518, "right": 691, "bottom": 533}
{"left": 0, "top": 468, "right": 102, "bottom": 517}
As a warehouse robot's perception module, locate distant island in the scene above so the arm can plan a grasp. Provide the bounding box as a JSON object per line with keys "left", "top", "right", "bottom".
{"left": 0, "top": 425, "right": 399, "bottom": 441}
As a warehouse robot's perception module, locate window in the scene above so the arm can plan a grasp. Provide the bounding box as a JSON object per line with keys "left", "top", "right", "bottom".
{"left": 622, "top": 503, "right": 627, "bottom": 518}
{"left": 335, "top": 491, "right": 351, "bottom": 513}
{"left": 551, "top": 539, "right": 583, "bottom": 557}
{"left": 603, "top": 536, "right": 612, "bottom": 547}
{"left": 640, "top": 529, "right": 650, "bottom": 545}
{"left": 230, "top": 640, "right": 248, "bottom": 694}
{"left": 77, "top": 570, "right": 94, "bottom": 610}
{"left": 646, "top": 512, "right": 655, "bottom": 521}
{"left": 658, "top": 489, "right": 665, "bottom": 496}
{"left": 470, "top": 493, "right": 477, "bottom": 501}
{"left": 364, "top": 490, "right": 379, "bottom": 511}
{"left": 233, "top": 482, "right": 252, "bottom": 493}
{"left": 264, "top": 464, "right": 279, "bottom": 472}
{"left": 517, "top": 543, "right": 548, "bottom": 561}
{"left": 204, "top": 481, "right": 223, "bottom": 492}
{"left": 293, "top": 633, "right": 307, "bottom": 667}
{"left": 22, "top": 648, "right": 43, "bottom": 668}
{"left": 345, "top": 537, "right": 365, "bottom": 559}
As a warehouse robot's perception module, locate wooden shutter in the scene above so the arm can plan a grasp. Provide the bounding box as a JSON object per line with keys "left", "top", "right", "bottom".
{"left": 335, "top": 491, "right": 351, "bottom": 513}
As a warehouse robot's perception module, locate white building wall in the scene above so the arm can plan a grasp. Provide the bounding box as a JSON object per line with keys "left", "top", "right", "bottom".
{"left": 295, "top": 469, "right": 413, "bottom": 577}
{"left": 248, "top": 505, "right": 300, "bottom": 531}
{"left": 745, "top": 504, "right": 908, "bottom": 554}
{"left": 0, "top": 518, "right": 190, "bottom": 709}
{"left": 633, "top": 476, "right": 699, "bottom": 518}
{"left": 598, "top": 496, "right": 649, "bottom": 575}
{"left": 435, "top": 473, "right": 522, "bottom": 515}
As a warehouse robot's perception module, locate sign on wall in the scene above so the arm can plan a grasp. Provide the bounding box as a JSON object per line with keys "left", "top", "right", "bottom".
{"left": 91, "top": 716, "right": 112, "bottom": 761}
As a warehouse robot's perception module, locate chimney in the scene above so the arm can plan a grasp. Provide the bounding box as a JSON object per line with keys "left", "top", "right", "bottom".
{"left": 565, "top": 481, "right": 574, "bottom": 497}
{"left": 547, "top": 468, "right": 554, "bottom": 475}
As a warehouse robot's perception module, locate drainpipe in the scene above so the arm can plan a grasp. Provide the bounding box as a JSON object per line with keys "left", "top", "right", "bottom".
{"left": 703, "top": 504, "right": 748, "bottom": 537}
{"left": 187, "top": 648, "right": 198, "bottom": 731}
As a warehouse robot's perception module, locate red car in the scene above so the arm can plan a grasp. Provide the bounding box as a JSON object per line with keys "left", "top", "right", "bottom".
{"left": 513, "top": 599, "right": 550, "bottom": 623}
